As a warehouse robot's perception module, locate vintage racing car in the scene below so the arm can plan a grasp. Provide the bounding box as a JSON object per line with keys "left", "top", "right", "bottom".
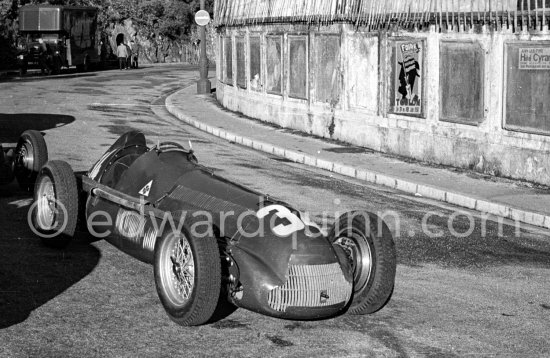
{"left": 1, "top": 130, "right": 48, "bottom": 191}
{"left": 30, "top": 131, "right": 396, "bottom": 325}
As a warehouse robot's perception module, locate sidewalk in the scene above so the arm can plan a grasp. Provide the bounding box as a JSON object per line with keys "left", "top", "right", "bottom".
{"left": 166, "top": 84, "right": 550, "bottom": 230}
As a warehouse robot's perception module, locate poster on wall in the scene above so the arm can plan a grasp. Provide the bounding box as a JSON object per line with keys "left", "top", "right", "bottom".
{"left": 393, "top": 41, "right": 422, "bottom": 115}
{"left": 518, "top": 48, "right": 550, "bottom": 70}
{"left": 505, "top": 43, "right": 550, "bottom": 135}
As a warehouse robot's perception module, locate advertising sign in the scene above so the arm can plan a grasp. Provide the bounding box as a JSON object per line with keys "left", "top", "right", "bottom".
{"left": 394, "top": 41, "right": 422, "bottom": 115}
{"left": 519, "top": 47, "right": 550, "bottom": 70}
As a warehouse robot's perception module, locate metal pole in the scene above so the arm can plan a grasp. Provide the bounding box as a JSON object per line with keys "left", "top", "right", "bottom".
{"left": 197, "top": 0, "right": 211, "bottom": 94}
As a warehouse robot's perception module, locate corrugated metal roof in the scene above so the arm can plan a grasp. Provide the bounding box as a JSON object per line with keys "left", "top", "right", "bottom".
{"left": 215, "top": 0, "right": 546, "bottom": 31}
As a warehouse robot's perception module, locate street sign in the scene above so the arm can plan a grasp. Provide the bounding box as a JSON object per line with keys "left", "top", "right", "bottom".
{"left": 195, "top": 10, "right": 210, "bottom": 26}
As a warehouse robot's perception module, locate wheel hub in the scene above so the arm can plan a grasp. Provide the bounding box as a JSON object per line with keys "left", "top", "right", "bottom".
{"left": 36, "top": 176, "right": 57, "bottom": 229}
{"left": 16, "top": 142, "right": 34, "bottom": 172}
{"left": 335, "top": 233, "right": 373, "bottom": 292}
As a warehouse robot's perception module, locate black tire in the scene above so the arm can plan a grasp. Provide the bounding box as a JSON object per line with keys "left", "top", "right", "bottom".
{"left": 52, "top": 57, "right": 62, "bottom": 75}
{"left": 206, "top": 250, "right": 238, "bottom": 323}
{"left": 0, "top": 145, "right": 14, "bottom": 185}
{"left": 154, "top": 218, "right": 221, "bottom": 326}
{"left": 329, "top": 211, "right": 396, "bottom": 315}
{"left": 32, "top": 160, "right": 79, "bottom": 248}
{"left": 206, "top": 284, "right": 237, "bottom": 323}
{"left": 14, "top": 130, "right": 48, "bottom": 192}
{"left": 76, "top": 56, "right": 90, "bottom": 72}
{"left": 82, "top": 56, "right": 90, "bottom": 72}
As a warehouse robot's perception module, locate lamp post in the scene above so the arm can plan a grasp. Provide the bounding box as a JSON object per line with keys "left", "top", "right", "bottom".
{"left": 196, "top": 0, "right": 211, "bottom": 94}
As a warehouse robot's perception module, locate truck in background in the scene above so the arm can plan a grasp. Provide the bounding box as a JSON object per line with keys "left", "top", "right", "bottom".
{"left": 17, "top": 5, "right": 101, "bottom": 75}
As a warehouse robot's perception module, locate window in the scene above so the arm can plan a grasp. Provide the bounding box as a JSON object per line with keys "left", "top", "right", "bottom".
{"left": 236, "top": 36, "right": 246, "bottom": 88}
{"left": 288, "top": 36, "right": 308, "bottom": 99}
{"left": 266, "top": 35, "right": 283, "bottom": 94}
{"left": 224, "top": 36, "right": 232, "bottom": 84}
{"left": 218, "top": 36, "right": 223, "bottom": 81}
{"left": 249, "top": 36, "right": 261, "bottom": 91}
{"left": 347, "top": 34, "right": 378, "bottom": 112}
{"left": 315, "top": 35, "right": 340, "bottom": 104}
{"left": 439, "top": 41, "right": 484, "bottom": 125}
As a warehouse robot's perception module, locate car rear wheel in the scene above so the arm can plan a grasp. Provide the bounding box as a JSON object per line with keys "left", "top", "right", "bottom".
{"left": 0, "top": 145, "right": 14, "bottom": 185}
{"left": 330, "top": 211, "right": 396, "bottom": 314}
{"left": 77, "top": 56, "right": 90, "bottom": 72}
{"left": 31, "top": 160, "right": 79, "bottom": 248}
{"left": 52, "top": 57, "right": 62, "bottom": 75}
{"left": 14, "top": 130, "right": 48, "bottom": 192}
{"left": 154, "top": 219, "right": 221, "bottom": 326}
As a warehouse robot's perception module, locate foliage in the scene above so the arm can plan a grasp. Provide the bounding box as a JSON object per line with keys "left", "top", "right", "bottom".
{"left": 0, "top": 0, "right": 19, "bottom": 68}
{"left": 0, "top": 0, "right": 214, "bottom": 69}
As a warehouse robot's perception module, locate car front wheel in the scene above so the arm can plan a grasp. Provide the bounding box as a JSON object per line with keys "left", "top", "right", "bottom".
{"left": 154, "top": 218, "right": 221, "bottom": 326}
{"left": 32, "top": 160, "right": 79, "bottom": 248}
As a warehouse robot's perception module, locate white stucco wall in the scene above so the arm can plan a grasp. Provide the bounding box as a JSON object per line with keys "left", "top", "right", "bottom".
{"left": 216, "top": 23, "right": 550, "bottom": 185}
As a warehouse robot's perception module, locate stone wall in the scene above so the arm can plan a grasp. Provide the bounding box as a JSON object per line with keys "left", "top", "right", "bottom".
{"left": 106, "top": 20, "right": 216, "bottom": 65}
{"left": 215, "top": 23, "right": 550, "bottom": 186}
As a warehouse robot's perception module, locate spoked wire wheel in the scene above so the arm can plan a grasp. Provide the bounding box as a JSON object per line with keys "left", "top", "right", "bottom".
{"left": 159, "top": 232, "right": 196, "bottom": 306}
{"left": 154, "top": 219, "right": 221, "bottom": 326}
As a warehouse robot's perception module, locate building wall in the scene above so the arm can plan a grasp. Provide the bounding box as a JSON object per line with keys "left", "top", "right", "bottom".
{"left": 215, "top": 23, "right": 550, "bottom": 185}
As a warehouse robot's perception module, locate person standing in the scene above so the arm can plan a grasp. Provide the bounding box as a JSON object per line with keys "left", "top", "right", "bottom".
{"left": 130, "top": 40, "right": 139, "bottom": 69}
{"left": 38, "top": 38, "right": 51, "bottom": 75}
{"left": 125, "top": 42, "right": 132, "bottom": 70}
{"left": 117, "top": 41, "right": 128, "bottom": 70}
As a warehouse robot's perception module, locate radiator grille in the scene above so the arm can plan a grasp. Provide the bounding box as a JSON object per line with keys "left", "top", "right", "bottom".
{"left": 268, "top": 263, "right": 352, "bottom": 312}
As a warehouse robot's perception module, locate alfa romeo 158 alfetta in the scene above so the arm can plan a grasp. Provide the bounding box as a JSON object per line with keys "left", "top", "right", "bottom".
{"left": 31, "top": 131, "right": 396, "bottom": 325}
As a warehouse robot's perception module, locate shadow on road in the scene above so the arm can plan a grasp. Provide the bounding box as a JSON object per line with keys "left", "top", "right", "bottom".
{"left": 0, "top": 197, "right": 100, "bottom": 329}
{"left": 0, "top": 72, "right": 98, "bottom": 83}
{"left": 0, "top": 113, "right": 75, "bottom": 143}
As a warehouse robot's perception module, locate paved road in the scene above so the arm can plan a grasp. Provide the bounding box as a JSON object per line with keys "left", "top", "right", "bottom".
{"left": 1, "top": 66, "right": 549, "bottom": 357}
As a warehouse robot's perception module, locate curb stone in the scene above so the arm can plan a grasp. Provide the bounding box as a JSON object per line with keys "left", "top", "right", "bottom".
{"left": 165, "top": 87, "right": 550, "bottom": 231}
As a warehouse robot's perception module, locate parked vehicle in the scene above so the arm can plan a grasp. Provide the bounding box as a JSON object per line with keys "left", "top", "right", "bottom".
{"left": 17, "top": 5, "right": 101, "bottom": 74}
{"left": 0, "top": 130, "right": 48, "bottom": 191}
{"left": 30, "top": 131, "right": 397, "bottom": 326}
